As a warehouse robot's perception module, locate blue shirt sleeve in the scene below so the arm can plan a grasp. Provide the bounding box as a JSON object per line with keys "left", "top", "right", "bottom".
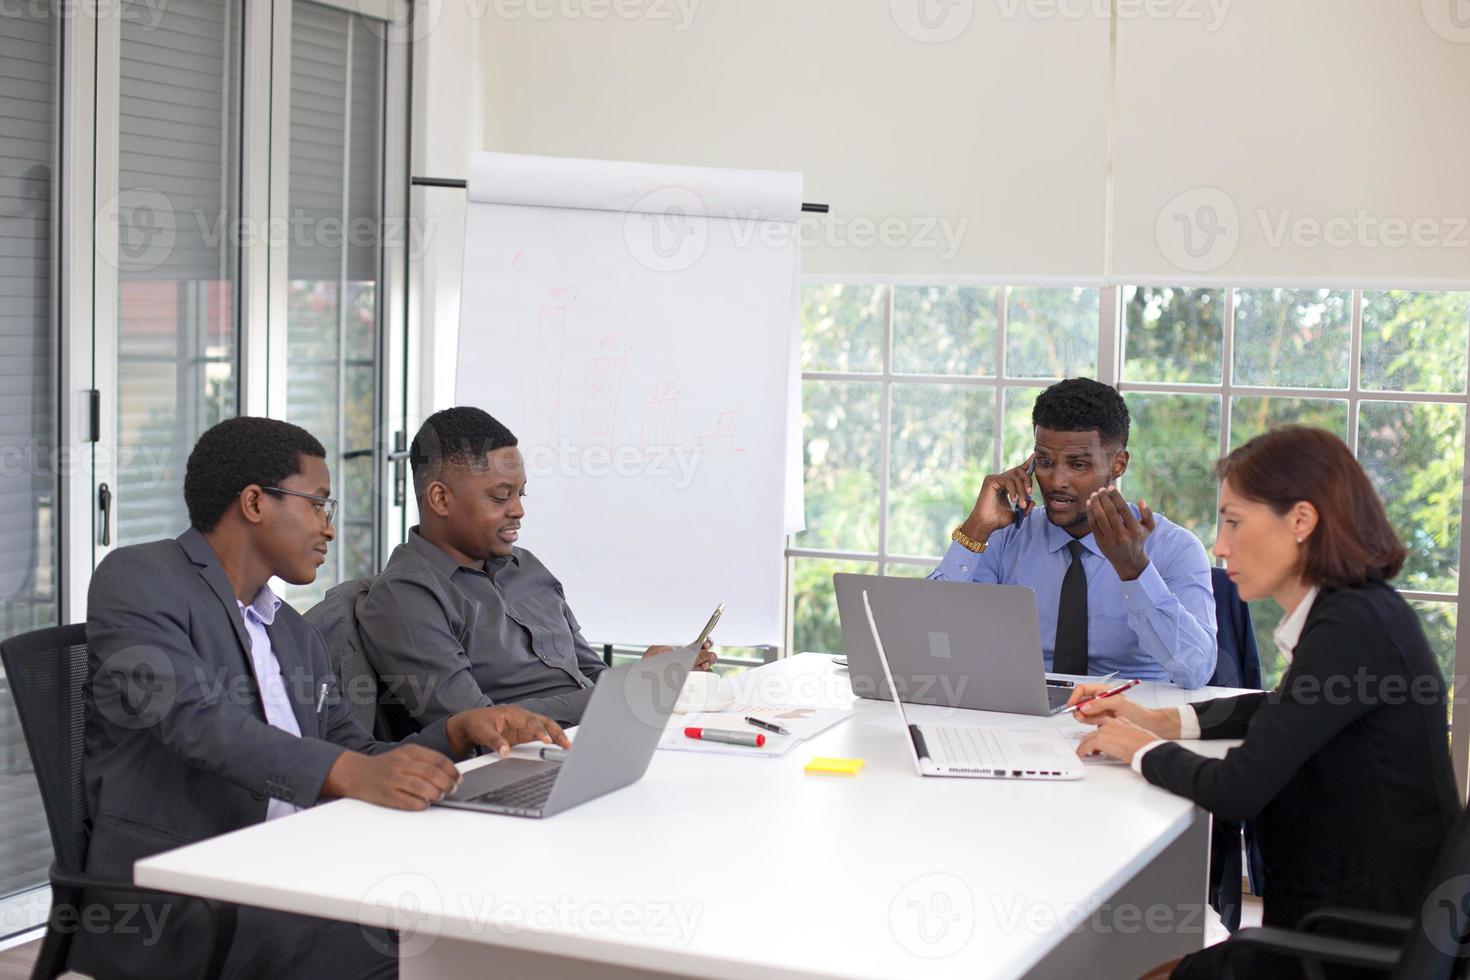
{"left": 1119, "top": 523, "right": 1219, "bottom": 689}
{"left": 929, "top": 538, "right": 1002, "bottom": 583}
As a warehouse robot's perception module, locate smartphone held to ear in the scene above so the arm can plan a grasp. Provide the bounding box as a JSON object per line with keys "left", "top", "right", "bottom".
{"left": 694, "top": 603, "right": 724, "bottom": 648}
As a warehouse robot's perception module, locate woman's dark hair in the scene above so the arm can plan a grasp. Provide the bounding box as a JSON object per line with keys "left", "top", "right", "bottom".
{"left": 1215, "top": 425, "right": 1405, "bottom": 588}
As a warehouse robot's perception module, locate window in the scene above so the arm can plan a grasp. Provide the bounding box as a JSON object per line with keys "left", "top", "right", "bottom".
{"left": 279, "top": 0, "right": 389, "bottom": 607}
{"left": 0, "top": 0, "right": 60, "bottom": 921}
{"left": 1121, "top": 287, "right": 1468, "bottom": 689}
{"left": 113, "top": 0, "right": 242, "bottom": 546}
{"left": 790, "top": 284, "right": 1099, "bottom": 655}
{"left": 793, "top": 284, "right": 1470, "bottom": 705}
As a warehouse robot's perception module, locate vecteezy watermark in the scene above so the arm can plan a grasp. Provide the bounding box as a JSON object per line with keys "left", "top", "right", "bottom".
{"left": 104, "top": 187, "right": 177, "bottom": 274}
{"left": 98, "top": 188, "right": 439, "bottom": 272}
{"left": 40, "top": 899, "right": 173, "bottom": 946}
{"left": 484, "top": 0, "right": 701, "bottom": 30}
{"left": 988, "top": 893, "right": 1207, "bottom": 937}
{"left": 1419, "top": 874, "right": 1470, "bottom": 955}
{"left": 995, "top": 0, "right": 1231, "bottom": 30}
{"left": 522, "top": 441, "right": 704, "bottom": 489}
{"left": 890, "top": 0, "right": 975, "bottom": 43}
{"left": 889, "top": 872, "right": 976, "bottom": 958}
{"left": 359, "top": 873, "right": 444, "bottom": 959}
{"left": 1257, "top": 208, "right": 1470, "bottom": 252}
{"left": 1, "top": 0, "right": 168, "bottom": 29}
{"left": 622, "top": 189, "right": 969, "bottom": 272}
{"left": 1422, "top": 0, "right": 1470, "bottom": 43}
{"left": 1154, "top": 187, "right": 1240, "bottom": 273}
{"left": 92, "top": 645, "right": 180, "bottom": 731}
{"left": 623, "top": 187, "right": 710, "bottom": 273}
{"left": 1157, "top": 186, "right": 1470, "bottom": 273}
{"left": 460, "top": 895, "right": 703, "bottom": 945}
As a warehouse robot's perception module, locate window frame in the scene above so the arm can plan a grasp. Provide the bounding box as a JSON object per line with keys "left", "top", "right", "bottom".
{"left": 787, "top": 281, "right": 1470, "bottom": 788}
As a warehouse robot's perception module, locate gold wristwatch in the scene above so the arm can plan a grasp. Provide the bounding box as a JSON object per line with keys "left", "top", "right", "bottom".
{"left": 951, "top": 525, "right": 987, "bottom": 553}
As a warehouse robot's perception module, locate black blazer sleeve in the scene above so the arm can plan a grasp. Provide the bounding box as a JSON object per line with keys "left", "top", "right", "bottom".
{"left": 1188, "top": 691, "right": 1269, "bottom": 739}
{"left": 1140, "top": 595, "right": 1396, "bottom": 822}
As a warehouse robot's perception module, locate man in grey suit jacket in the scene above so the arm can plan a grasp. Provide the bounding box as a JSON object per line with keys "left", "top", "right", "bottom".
{"left": 77, "top": 417, "right": 568, "bottom": 980}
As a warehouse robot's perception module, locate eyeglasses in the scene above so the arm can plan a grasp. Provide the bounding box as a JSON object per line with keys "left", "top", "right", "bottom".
{"left": 262, "top": 487, "right": 338, "bottom": 527}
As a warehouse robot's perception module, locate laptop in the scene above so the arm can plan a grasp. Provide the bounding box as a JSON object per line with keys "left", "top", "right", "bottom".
{"left": 834, "top": 573, "right": 1075, "bottom": 716}
{"left": 863, "top": 590, "right": 1083, "bottom": 780}
{"left": 434, "top": 647, "right": 697, "bottom": 818}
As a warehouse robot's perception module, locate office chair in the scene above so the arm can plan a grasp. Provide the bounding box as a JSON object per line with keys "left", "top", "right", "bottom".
{"left": 1220, "top": 801, "right": 1470, "bottom": 979}
{"left": 0, "top": 624, "right": 235, "bottom": 979}
{"left": 1207, "top": 566, "right": 1266, "bottom": 932}
{"left": 302, "top": 576, "right": 387, "bottom": 736}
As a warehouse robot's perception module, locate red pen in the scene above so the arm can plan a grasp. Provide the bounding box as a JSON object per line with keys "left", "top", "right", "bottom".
{"left": 1065, "top": 678, "right": 1141, "bottom": 713}
{"left": 684, "top": 727, "right": 765, "bottom": 747}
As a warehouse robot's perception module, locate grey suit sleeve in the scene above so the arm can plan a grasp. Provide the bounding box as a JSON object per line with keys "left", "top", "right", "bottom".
{"left": 357, "top": 576, "right": 494, "bottom": 727}
{"left": 87, "top": 550, "right": 345, "bottom": 809}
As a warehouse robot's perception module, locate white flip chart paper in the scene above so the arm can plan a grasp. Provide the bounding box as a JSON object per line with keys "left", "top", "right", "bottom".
{"left": 456, "top": 152, "right": 803, "bottom": 646}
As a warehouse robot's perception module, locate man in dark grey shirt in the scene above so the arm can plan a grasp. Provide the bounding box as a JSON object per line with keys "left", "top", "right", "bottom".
{"left": 358, "top": 407, "right": 715, "bottom": 734}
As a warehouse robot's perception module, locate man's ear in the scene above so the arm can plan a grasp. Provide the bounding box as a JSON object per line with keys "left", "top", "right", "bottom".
{"left": 238, "top": 485, "right": 267, "bottom": 526}
{"left": 1111, "top": 448, "right": 1129, "bottom": 481}
{"left": 423, "top": 480, "right": 453, "bottom": 519}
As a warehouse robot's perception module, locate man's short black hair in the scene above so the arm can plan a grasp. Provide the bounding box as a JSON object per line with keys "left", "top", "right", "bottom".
{"left": 1032, "top": 378, "right": 1131, "bottom": 447}
{"left": 184, "top": 417, "right": 327, "bottom": 532}
{"left": 410, "top": 407, "right": 518, "bottom": 498}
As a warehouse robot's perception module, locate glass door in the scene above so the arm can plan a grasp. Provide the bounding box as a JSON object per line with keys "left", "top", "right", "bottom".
{"left": 101, "top": 0, "right": 244, "bottom": 552}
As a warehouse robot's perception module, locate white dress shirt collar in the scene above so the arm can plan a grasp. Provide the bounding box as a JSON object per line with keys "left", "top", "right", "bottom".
{"left": 1272, "top": 585, "right": 1321, "bottom": 662}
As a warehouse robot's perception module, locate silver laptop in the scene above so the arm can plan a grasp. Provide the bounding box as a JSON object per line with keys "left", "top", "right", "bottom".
{"left": 435, "top": 648, "right": 697, "bottom": 818}
{"left": 834, "top": 573, "right": 1074, "bottom": 715}
{"left": 863, "top": 591, "right": 1083, "bottom": 781}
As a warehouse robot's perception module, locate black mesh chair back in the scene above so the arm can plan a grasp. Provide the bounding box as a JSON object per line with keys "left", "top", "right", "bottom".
{"left": 2, "top": 622, "right": 237, "bottom": 979}
{"left": 1397, "top": 802, "right": 1470, "bottom": 979}
{"left": 0, "top": 623, "right": 90, "bottom": 874}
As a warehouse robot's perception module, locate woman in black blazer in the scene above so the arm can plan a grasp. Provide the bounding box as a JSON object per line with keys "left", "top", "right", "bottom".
{"left": 1070, "top": 426, "right": 1461, "bottom": 979}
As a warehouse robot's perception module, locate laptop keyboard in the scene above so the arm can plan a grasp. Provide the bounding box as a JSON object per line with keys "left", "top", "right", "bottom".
{"left": 469, "top": 767, "right": 559, "bottom": 810}
{"left": 931, "top": 726, "right": 1005, "bottom": 766}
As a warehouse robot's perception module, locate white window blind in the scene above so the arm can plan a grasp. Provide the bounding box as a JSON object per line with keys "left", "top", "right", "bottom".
{"left": 0, "top": 8, "right": 57, "bottom": 605}
{"left": 283, "top": 0, "right": 385, "bottom": 605}
{"left": 114, "top": 0, "right": 241, "bottom": 546}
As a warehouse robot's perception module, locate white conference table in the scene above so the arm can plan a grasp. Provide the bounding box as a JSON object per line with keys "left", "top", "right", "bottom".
{"left": 135, "top": 654, "right": 1249, "bottom": 980}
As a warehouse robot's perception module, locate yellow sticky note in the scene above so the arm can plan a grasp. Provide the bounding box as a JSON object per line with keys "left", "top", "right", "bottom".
{"left": 805, "top": 756, "right": 865, "bottom": 776}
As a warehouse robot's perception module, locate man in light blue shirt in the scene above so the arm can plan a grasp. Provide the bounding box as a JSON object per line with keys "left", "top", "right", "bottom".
{"left": 930, "top": 378, "right": 1217, "bottom": 688}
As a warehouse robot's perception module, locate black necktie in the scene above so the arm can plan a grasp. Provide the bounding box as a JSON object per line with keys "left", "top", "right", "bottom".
{"left": 1054, "top": 540, "right": 1089, "bottom": 675}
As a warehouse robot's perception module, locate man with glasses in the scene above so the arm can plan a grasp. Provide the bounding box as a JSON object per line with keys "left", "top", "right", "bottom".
{"left": 79, "top": 416, "right": 569, "bottom": 980}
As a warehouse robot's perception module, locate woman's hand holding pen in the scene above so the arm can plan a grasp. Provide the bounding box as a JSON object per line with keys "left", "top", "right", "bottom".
{"left": 1064, "top": 683, "right": 1180, "bottom": 738}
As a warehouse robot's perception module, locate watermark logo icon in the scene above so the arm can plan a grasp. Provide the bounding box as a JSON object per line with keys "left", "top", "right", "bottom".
{"left": 890, "top": 0, "right": 975, "bottom": 42}
{"left": 355, "top": 0, "right": 442, "bottom": 44}
{"left": 1155, "top": 186, "right": 1239, "bottom": 273}
{"left": 1423, "top": 0, "right": 1470, "bottom": 42}
{"left": 104, "top": 187, "right": 176, "bottom": 273}
{"left": 889, "top": 872, "right": 975, "bottom": 959}
{"left": 1419, "top": 874, "right": 1470, "bottom": 955}
{"left": 93, "top": 645, "right": 178, "bottom": 731}
{"left": 358, "top": 873, "right": 443, "bottom": 959}
{"left": 623, "top": 187, "right": 708, "bottom": 272}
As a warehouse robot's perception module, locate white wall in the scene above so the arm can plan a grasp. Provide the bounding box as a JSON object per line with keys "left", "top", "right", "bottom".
{"left": 1112, "top": 0, "right": 1470, "bottom": 288}
{"left": 477, "top": 0, "right": 1111, "bottom": 281}
{"left": 412, "top": 0, "right": 487, "bottom": 426}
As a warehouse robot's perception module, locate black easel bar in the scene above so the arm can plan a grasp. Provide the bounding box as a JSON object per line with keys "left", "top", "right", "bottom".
{"left": 411, "top": 175, "right": 829, "bottom": 212}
